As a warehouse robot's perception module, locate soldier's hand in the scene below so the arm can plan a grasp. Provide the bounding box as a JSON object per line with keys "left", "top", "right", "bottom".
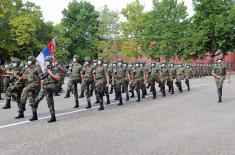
{"left": 106, "top": 84, "right": 109, "bottom": 87}
{"left": 48, "top": 69, "right": 52, "bottom": 75}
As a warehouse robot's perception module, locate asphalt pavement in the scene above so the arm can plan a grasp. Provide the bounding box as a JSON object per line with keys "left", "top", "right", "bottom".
{"left": 0, "top": 76, "right": 235, "bottom": 155}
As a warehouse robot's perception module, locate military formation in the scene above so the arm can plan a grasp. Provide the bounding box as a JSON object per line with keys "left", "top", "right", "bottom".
{"left": 0, "top": 55, "right": 231, "bottom": 123}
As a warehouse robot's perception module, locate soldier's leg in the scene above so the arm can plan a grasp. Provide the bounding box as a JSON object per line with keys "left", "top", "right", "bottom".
{"left": 84, "top": 79, "right": 91, "bottom": 109}
{"left": 30, "top": 86, "right": 48, "bottom": 109}
{"left": 89, "top": 80, "right": 95, "bottom": 97}
{"left": 2, "top": 87, "right": 12, "bottom": 109}
{"left": 116, "top": 81, "right": 123, "bottom": 106}
{"left": 124, "top": 80, "right": 129, "bottom": 101}
{"left": 15, "top": 85, "right": 32, "bottom": 119}
{"left": 27, "top": 91, "right": 38, "bottom": 121}
{"left": 64, "top": 79, "right": 73, "bottom": 98}
{"left": 94, "top": 86, "right": 99, "bottom": 104}
{"left": 150, "top": 79, "right": 157, "bottom": 99}
{"left": 185, "top": 79, "right": 190, "bottom": 91}
{"left": 96, "top": 80, "right": 104, "bottom": 110}
{"left": 79, "top": 80, "right": 85, "bottom": 98}
{"left": 46, "top": 90, "right": 56, "bottom": 123}
{"left": 73, "top": 80, "right": 79, "bottom": 108}
{"left": 178, "top": 80, "right": 183, "bottom": 93}
{"left": 104, "top": 83, "right": 110, "bottom": 105}
{"left": 130, "top": 83, "right": 135, "bottom": 97}
{"left": 135, "top": 80, "right": 141, "bottom": 102}
{"left": 161, "top": 80, "right": 166, "bottom": 96}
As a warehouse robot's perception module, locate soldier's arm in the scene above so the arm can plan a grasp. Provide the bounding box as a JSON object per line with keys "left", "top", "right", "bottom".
{"left": 48, "top": 69, "right": 60, "bottom": 81}
{"left": 211, "top": 70, "right": 220, "bottom": 79}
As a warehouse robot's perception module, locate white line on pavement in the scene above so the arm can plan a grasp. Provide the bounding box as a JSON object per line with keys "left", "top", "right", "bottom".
{"left": 0, "top": 82, "right": 213, "bottom": 130}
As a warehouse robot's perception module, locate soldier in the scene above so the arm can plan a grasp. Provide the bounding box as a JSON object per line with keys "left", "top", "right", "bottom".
{"left": 148, "top": 62, "right": 160, "bottom": 99}
{"left": 64, "top": 55, "right": 83, "bottom": 108}
{"left": 211, "top": 57, "right": 231, "bottom": 103}
{"left": 131, "top": 62, "right": 145, "bottom": 102}
{"left": 103, "top": 60, "right": 111, "bottom": 105}
{"left": 123, "top": 62, "right": 130, "bottom": 101}
{"left": 0, "top": 64, "right": 5, "bottom": 100}
{"left": 166, "top": 63, "right": 175, "bottom": 94}
{"left": 81, "top": 57, "right": 94, "bottom": 109}
{"left": 93, "top": 58, "right": 109, "bottom": 110}
{"left": 54, "top": 59, "right": 66, "bottom": 96}
{"left": 113, "top": 60, "right": 128, "bottom": 105}
{"left": 185, "top": 64, "right": 191, "bottom": 91}
{"left": 175, "top": 64, "right": 184, "bottom": 93}
{"left": 159, "top": 63, "right": 168, "bottom": 96}
{"left": 15, "top": 56, "right": 43, "bottom": 120}
{"left": 2, "top": 58, "right": 25, "bottom": 109}
{"left": 30, "top": 56, "right": 61, "bottom": 123}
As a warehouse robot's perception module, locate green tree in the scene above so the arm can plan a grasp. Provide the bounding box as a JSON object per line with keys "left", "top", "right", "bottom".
{"left": 62, "top": 0, "right": 100, "bottom": 59}
{"left": 185, "top": 0, "right": 235, "bottom": 62}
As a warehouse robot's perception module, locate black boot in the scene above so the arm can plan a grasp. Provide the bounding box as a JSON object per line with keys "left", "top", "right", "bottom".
{"left": 2, "top": 100, "right": 11, "bottom": 109}
{"left": 98, "top": 95, "right": 104, "bottom": 110}
{"left": 54, "top": 91, "right": 60, "bottom": 96}
{"left": 118, "top": 94, "right": 123, "bottom": 106}
{"left": 29, "top": 100, "right": 39, "bottom": 109}
{"left": 136, "top": 91, "right": 141, "bottom": 102}
{"left": 106, "top": 95, "right": 110, "bottom": 105}
{"left": 130, "top": 91, "right": 135, "bottom": 98}
{"left": 48, "top": 114, "right": 56, "bottom": 123}
{"left": 74, "top": 99, "right": 79, "bottom": 108}
{"left": 218, "top": 96, "right": 222, "bottom": 103}
{"left": 162, "top": 91, "right": 166, "bottom": 97}
{"left": 29, "top": 112, "right": 38, "bottom": 121}
{"left": 78, "top": 91, "right": 84, "bottom": 98}
{"left": 64, "top": 90, "right": 70, "bottom": 98}
{"left": 86, "top": 100, "right": 91, "bottom": 109}
{"left": 153, "top": 93, "right": 156, "bottom": 99}
{"left": 15, "top": 111, "right": 24, "bottom": 119}
{"left": 126, "top": 95, "right": 129, "bottom": 101}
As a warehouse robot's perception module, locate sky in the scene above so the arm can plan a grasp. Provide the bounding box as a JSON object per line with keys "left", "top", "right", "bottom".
{"left": 23, "top": 0, "right": 194, "bottom": 23}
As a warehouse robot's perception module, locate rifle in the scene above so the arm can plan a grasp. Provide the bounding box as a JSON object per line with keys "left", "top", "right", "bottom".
{"left": 10, "top": 67, "right": 30, "bottom": 90}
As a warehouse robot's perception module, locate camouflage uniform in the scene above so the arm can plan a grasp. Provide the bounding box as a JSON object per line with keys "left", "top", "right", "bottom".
{"left": 113, "top": 61, "right": 127, "bottom": 105}
{"left": 212, "top": 61, "right": 227, "bottom": 103}
{"left": 30, "top": 56, "right": 60, "bottom": 123}
{"left": 148, "top": 63, "right": 160, "bottom": 99}
{"left": 176, "top": 65, "right": 185, "bottom": 93}
{"left": 2, "top": 58, "right": 26, "bottom": 109}
{"left": 64, "top": 55, "right": 82, "bottom": 108}
{"left": 159, "top": 64, "right": 168, "bottom": 96}
{"left": 81, "top": 57, "right": 94, "bottom": 109}
{"left": 16, "top": 56, "right": 43, "bottom": 120}
{"left": 133, "top": 62, "right": 144, "bottom": 102}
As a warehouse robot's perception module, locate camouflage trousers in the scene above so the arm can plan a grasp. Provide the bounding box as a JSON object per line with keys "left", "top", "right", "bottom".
{"left": 19, "top": 83, "right": 39, "bottom": 113}
{"left": 83, "top": 78, "right": 94, "bottom": 102}
{"left": 67, "top": 78, "right": 81, "bottom": 100}
{"left": 149, "top": 76, "right": 157, "bottom": 96}
{"left": 215, "top": 77, "right": 225, "bottom": 89}
{"left": 35, "top": 84, "right": 56, "bottom": 115}
{"left": 133, "top": 78, "right": 144, "bottom": 98}
{"left": 5, "top": 84, "right": 24, "bottom": 104}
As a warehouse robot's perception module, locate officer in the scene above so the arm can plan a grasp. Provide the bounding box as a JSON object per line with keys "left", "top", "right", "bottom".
{"left": 64, "top": 55, "right": 83, "bottom": 108}
{"left": 15, "top": 56, "right": 42, "bottom": 120}
{"left": 211, "top": 57, "right": 231, "bottom": 103}
{"left": 30, "top": 56, "right": 61, "bottom": 123}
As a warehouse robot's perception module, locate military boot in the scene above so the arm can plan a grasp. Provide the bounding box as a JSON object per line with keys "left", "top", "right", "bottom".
{"left": 78, "top": 90, "right": 84, "bottom": 98}
{"left": 74, "top": 99, "right": 79, "bottom": 108}
{"left": 48, "top": 114, "right": 56, "bottom": 123}
{"left": 86, "top": 100, "right": 92, "bottom": 109}
{"left": 153, "top": 93, "right": 156, "bottom": 99}
{"left": 15, "top": 107, "right": 24, "bottom": 119}
{"left": 126, "top": 95, "right": 129, "bottom": 101}
{"left": 64, "top": 90, "right": 71, "bottom": 98}
{"left": 29, "top": 112, "right": 38, "bottom": 121}
{"left": 118, "top": 93, "right": 123, "bottom": 106}
{"left": 106, "top": 95, "right": 110, "bottom": 105}
{"left": 29, "top": 100, "right": 39, "bottom": 109}
{"left": 136, "top": 91, "right": 141, "bottom": 102}
{"left": 2, "top": 100, "right": 11, "bottom": 109}
{"left": 98, "top": 94, "right": 104, "bottom": 111}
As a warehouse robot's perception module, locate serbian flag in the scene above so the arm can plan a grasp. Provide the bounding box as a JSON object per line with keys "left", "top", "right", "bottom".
{"left": 36, "top": 38, "right": 56, "bottom": 72}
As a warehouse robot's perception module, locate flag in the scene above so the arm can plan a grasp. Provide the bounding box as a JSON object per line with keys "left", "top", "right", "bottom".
{"left": 36, "top": 38, "right": 56, "bottom": 72}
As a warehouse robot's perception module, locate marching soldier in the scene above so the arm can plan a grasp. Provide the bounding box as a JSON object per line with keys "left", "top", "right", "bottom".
{"left": 15, "top": 56, "right": 43, "bottom": 120}
{"left": 81, "top": 57, "right": 94, "bottom": 109}
{"left": 93, "top": 58, "right": 109, "bottom": 110}
{"left": 30, "top": 56, "right": 61, "bottom": 123}
{"left": 211, "top": 57, "right": 231, "bottom": 103}
{"left": 159, "top": 63, "right": 168, "bottom": 96}
{"left": 2, "top": 58, "right": 25, "bottom": 109}
{"left": 64, "top": 55, "right": 83, "bottom": 108}
{"left": 148, "top": 62, "right": 160, "bottom": 99}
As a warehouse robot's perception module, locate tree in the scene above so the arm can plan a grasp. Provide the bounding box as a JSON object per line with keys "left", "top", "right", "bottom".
{"left": 143, "top": 0, "right": 188, "bottom": 60}
{"left": 186, "top": 0, "right": 235, "bottom": 62}
{"left": 120, "top": 0, "right": 146, "bottom": 59}
{"left": 62, "top": 0, "right": 100, "bottom": 59}
{"left": 95, "top": 5, "right": 120, "bottom": 59}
